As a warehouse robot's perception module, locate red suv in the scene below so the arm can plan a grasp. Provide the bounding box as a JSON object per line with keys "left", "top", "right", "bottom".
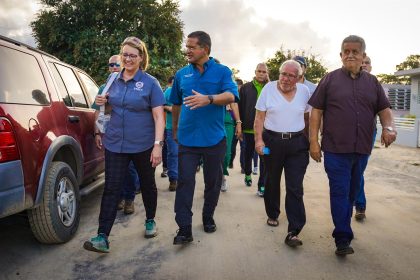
{"left": 0, "top": 35, "right": 105, "bottom": 243}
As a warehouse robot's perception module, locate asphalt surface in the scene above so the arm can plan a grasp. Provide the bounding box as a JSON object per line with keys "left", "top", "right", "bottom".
{"left": 1, "top": 144, "right": 420, "bottom": 280}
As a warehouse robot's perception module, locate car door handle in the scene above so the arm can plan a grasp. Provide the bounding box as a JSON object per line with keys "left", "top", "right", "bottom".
{"left": 68, "top": 115, "right": 80, "bottom": 123}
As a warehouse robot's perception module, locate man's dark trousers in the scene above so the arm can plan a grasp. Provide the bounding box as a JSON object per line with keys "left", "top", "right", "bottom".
{"left": 263, "top": 132, "right": 309, "bottom": 235}
{"left": 243, "top": 133, "right": 265, "bottom": 187}
{"left": 324, "top": 152, "right": 369, "bottom": 246}
{"left": 175, "top": 138, "right": 226, "bottom": 227}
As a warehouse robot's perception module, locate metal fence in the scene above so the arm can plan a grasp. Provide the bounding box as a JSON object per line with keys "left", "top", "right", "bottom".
{"left": 376, "top": 117, "right": 420, "bottom": 147}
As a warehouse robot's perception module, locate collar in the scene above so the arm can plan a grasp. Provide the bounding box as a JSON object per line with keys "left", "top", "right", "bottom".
{"left": 191, "top": 57, "right": 215, "bottom": 72}
{"left": 341, "top": 66, "right": 363, "bottom": 79}
{"left": 118, "top": 68, "right": 143, "bottom": 81}
{"left": 252, "top": 78, "right": 266, "bottom": 87}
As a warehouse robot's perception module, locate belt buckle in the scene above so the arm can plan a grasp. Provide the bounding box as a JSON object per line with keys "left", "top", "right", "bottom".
{"left": 281, "top": 133, "right": 291, "bottom": 139}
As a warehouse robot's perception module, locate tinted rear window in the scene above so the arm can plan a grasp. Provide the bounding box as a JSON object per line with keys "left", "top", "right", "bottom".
{"left": 54, "top": 64, "right": 88, "bottom": 108}
{"left": 0, "top": 45, "right": 50, "bottom": 105}
{"left": 78, "top": 71, "right": 99, "bottom": 104}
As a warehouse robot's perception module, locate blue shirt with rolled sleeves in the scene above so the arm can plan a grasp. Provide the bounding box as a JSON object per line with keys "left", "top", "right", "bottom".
{"left": 169, "top": 58, "right": 239, "bottom": 147}
{"left": 103, "top": 69, "right": 165, "bottom": 153}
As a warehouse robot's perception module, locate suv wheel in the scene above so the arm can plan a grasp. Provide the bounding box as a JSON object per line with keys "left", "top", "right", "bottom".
{"left": 28, "top": 161, "right": 80, "bottom": 244}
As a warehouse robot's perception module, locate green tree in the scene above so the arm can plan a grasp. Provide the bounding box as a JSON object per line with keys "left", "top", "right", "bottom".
{"left": 231, "top": 68, "right": 240, "bottom": 80}
{"left": 396, "top": 54, "right": 420, "bottom": 71}
{"left": 377, "top": 54, "right": 420, "bottom": 85}
{"left": 376, "top": 74, "right": 407, "bottom": 85}
{"left": 265, "top": 48, "right": 327, "bottom": 83}
{"left": 31, "top": 0, "right": 185, "bottom": 85}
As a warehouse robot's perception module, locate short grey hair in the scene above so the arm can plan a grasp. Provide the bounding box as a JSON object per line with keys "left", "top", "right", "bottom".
{"left": 341, "top": 35, "right": 366, "bottom": 53}
{"left": 279, "top": 60, "right": 303, "bottom": 76}
{"left": 255, "top": 63, "right": 268, "bottom": 70}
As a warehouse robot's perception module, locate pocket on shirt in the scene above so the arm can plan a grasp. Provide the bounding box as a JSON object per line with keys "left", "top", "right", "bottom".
{"left": 128, "top": 92, "right": 150, "bottom": 111}
{"left": 199, "top": 81, "right": 220, "bottom": 95}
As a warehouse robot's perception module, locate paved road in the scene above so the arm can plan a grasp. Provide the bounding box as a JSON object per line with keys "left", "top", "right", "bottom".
{"left": 1, "top": 144, "right": 420, "bottom": 280}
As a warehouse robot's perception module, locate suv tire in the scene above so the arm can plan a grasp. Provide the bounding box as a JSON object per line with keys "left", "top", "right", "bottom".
{"left": 28, "top": 162, "right": 80, "bottom": 244}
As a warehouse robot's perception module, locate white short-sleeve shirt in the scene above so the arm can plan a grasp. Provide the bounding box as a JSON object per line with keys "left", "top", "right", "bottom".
{"left": 255, "top": 81, "right": 310, "bottom": 132}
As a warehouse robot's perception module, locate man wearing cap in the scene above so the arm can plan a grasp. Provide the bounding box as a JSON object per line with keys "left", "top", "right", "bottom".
{"left": 308, "top": 35, "right": 397, "bottom": 256}
{"left": 293, "top": 56, "right": 317, "bottom": 96}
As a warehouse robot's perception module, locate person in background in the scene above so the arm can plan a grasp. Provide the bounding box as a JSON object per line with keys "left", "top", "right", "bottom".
{"left": 84, "top": 36, "right": 165, "bottom": 253}
{"left": 354, "top": 55, "right": 375, "bottom": 221}
{"left": 252, "top": 152, "right": 259, "bottom": 175}
{"left": 92, "top": 54, "right": 140, "bottom": 215}
{"left": 229, "top": 79, "right": 244, "bottom": 171}
{"left": 309, "top": 35, "right": 397, "bottom": 255}
{"left": 163, "top": 76, "right": 178, "bottom": 191}
{"left": 293, "top": 56, "right": 317, "bottom": 96}
{"left": 221, "top": 100, "right": 242, "bottom": 192}
{"left": 161, "top": 136, "right": 169, "bottom": 178}
{"left": 254, "top": 60, "right": 310, "bottom": 247}
{"left": 170, "top": 31, "right": 238, "bottom": 245}
{"left": 238, "top": 63, "right": 269, "bottom": 197}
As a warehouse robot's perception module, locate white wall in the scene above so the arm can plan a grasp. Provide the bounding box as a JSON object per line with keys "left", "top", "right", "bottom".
{"left": 410, "top": 77, "right": 420, "bottom": 117}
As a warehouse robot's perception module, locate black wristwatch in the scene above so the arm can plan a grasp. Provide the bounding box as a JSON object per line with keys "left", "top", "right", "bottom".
{"left": 208, "top": 95, "right": 214, "bottom": 104}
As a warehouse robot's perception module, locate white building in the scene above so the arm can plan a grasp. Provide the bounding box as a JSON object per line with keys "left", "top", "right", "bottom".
{"left": 395, "top": 68, "right": 420, "bottom": 117}
{"left": 377, "top": 68, "right": 420, "bottom": 147}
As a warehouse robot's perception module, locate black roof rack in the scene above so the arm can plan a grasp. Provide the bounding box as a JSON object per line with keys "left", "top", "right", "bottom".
{"left": 0, "top": 34, "right": 59, "bottom": 60}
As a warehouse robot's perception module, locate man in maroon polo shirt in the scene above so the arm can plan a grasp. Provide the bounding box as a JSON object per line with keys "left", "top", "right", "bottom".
{"left": 308, "top": 35, "right": 397, "bottom": 256}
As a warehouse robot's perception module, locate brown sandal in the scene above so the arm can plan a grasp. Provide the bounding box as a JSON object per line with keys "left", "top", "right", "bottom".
{"left": 266, "top": 218, "right": 279, "bottom": 227}
{"left": 284, "top": 233, "right": 303, "bottom": 247}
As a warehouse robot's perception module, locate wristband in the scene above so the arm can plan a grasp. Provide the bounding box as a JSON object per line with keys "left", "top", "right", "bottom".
{"left": 154, "top": 140, "right": 164, "bottom": 146}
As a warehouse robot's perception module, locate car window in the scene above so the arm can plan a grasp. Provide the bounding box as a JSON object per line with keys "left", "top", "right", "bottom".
{"left": 0, "top": 45, "right": 50, "bottom": 105}
{"left": 54, "top": 64, "right": 88, "bottom": 108}
{"left": 78, "top": 71, "right": 98, "bottom": 105}
{"left": 49, "top": 62, "right": 73, "bottom": 107}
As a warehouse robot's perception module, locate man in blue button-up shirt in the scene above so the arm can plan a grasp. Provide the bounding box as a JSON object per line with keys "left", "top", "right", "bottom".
{"left": 170, "top": 31, "right": 239, "bottom": 245}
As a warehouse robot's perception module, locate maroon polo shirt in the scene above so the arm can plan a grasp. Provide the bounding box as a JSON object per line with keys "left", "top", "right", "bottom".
{"left": 308, "top": 67, "right": 390, "bottom": 155}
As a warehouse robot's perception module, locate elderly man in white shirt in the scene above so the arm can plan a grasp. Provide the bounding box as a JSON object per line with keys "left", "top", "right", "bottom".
{"left": 254, "top": 60, "right": 310, "bottom": 248}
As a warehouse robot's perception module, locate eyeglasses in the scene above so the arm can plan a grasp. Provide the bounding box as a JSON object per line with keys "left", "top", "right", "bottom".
{"left": 280, "top": 72, "right": 297, "bottom": 79}
{"left": 256, "top": 70, "right": 267, "bottom": 74}
{"left": 121, "top": 53, "right": 139, "bottom": 60}
{"left": 108, "top": 63, "right": 120, "bottom": 67}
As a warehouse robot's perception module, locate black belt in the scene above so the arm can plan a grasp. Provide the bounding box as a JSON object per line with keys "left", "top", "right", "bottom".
{"left": 265, "top": 129, "right": 303, "bottom": 140}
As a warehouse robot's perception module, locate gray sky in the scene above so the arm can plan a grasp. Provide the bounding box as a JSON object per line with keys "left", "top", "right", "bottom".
{"left": 1, "top": 0, "right": 419, "bottom": 80}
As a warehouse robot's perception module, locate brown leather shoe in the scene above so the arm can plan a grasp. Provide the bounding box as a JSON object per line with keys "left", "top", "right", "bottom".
{"left": 169, "top": 180, "right": 177, "bottom": 192}
{"left": 117, "top": 200, "right": 125, "bottom": 210}
{"left": 355, "top": 209, "right": 366, "bottom": 221}
{"left": 124, "top": 200, "right": 135, "bottom": 215}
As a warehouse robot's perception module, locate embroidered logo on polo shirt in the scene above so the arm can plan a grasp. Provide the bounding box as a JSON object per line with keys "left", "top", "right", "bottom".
{"left": 184, "top": 74, "right": 193, "bottom": 78}
{"left": 134, "top": 81, "right": 144, "bottom": 91}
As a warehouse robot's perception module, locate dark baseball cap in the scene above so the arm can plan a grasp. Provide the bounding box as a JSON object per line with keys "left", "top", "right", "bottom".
{"left": 293, "top": 56, "right": 307, "bottom": 67}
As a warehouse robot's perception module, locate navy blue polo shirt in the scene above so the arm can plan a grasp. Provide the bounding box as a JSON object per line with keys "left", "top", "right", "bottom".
{"left": 103, "top": 69, "right": 165, "bottom": 153}
{"left": 170, "top": 58, "right": 239, "bottom": 147}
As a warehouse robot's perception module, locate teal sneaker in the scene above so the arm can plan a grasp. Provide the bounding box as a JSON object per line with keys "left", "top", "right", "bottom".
{"left": 145, "top": 219, "right": 158, "bottom": 238}
{"left": 257, "top": 186, "right": 265, "bottom": 197}
{"left": 244, "top": 175, "right": 252, "bottom": 187}
{"left": 83, "top": 233, "right": 109, "bottom": 253}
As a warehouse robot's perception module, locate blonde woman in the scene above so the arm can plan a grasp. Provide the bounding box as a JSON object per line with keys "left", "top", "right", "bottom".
{"left": 84, "top": 37, "right": 165, "bottom": 253}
